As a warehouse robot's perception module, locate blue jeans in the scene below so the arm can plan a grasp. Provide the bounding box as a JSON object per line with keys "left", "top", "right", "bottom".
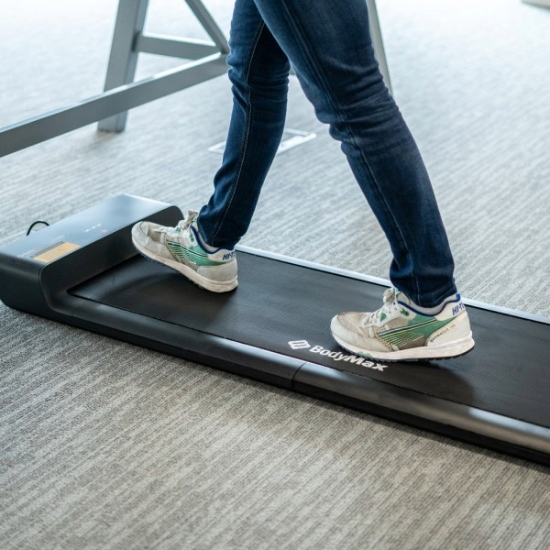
{"left": 197, "top": 0, "right": 457, "bottom": 308}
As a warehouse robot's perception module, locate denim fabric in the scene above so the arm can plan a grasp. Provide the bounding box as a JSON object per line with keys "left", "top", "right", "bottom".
{"left": 198, "top": 0, "right": 457, "bottom": 307}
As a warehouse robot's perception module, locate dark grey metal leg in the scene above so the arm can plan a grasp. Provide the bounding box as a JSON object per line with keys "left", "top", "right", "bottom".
{"left": 98, "top": 0, "right": 149, "bottom": 133}
{"left": 99, "top": 0, "right": 230, "bottom": 133}
{"left": 0, "top": 55, "right": 228, "bottom": 158}
{"left": 0, "top": 0, "right": 230, "bottom": 158}
{"left": 186, "top": 0, "right": 230, "bottom": 55}
{"left": 366, "top": 0, "right": 392, "bottom": 95}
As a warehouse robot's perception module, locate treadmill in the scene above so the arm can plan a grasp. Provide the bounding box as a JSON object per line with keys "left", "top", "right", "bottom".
{"left": 1, "top": 194, "right": 549, "bottom": 466}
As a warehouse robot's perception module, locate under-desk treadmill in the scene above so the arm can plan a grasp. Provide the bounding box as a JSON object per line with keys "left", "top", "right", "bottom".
{"left": 1, "top": 195, "right": 549, "bottom": 466}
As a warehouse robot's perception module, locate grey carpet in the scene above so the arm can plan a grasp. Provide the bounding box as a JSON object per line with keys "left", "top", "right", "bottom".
{"left": 2, "top": 0, "right": 550, "bottom": 549}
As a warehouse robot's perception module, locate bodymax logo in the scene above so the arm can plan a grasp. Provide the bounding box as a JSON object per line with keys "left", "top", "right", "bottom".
{"left": 288, "top": 341, "right": 388, "bottom": 372}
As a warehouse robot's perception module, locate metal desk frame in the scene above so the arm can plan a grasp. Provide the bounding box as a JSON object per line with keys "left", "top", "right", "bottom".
{"left": 0, "top": 0, "right": 391, "bottom": 158}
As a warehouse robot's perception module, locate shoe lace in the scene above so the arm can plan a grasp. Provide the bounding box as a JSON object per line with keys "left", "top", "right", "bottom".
{"left": 162, "top": 211, "right": 198, "bottom": 234}
{"left": 360, "top": 287, "right": 400, "bottom": 328}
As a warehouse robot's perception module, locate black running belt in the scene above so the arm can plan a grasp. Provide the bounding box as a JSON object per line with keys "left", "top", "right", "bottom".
{"left": 1, "top": 195, "right": 549, "bottom": 466}
{"left": 71, "top": 252, "right": 550, "bottom": 429}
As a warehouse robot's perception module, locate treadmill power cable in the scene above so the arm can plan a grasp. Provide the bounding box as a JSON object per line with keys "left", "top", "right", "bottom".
{"left": 26, "top": 221, "right": 50, "bottom": 236}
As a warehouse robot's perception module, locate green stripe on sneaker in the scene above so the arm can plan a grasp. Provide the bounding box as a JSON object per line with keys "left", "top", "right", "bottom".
{"left": 166, "top": 241, "right": 226, "bottom": 267}
{"left": 379, "top": 317, "right": 453, "bottom": 348}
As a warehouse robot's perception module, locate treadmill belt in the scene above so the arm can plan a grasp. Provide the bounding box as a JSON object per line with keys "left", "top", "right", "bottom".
{"left": 71, "top": 251, "right": 550, "bottom": 429}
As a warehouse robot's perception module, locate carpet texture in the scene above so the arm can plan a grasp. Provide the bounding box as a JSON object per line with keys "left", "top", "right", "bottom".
{"left": 1, "top": 1, "right": 550, "bottom": 549}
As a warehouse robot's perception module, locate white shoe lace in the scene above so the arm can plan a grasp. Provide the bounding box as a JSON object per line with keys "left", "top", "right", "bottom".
{"left": 160, "top": 211, "right": 198, "bottom": 236}
{"left": 360, "top": 287, "right": 401, "bottom": 328}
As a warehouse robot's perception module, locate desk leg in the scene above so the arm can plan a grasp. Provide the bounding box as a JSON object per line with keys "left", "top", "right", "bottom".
{"left": 366, "top": 0, "right": 392, "bottom": 95}
{"left": 98, "top": 0, "right": 149, "bottom": 133}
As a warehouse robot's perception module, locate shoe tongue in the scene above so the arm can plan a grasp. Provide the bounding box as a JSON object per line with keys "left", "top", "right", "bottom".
{"left": 178, "top": 211, "right": 198, "bottom": 231}
{"left": 186, "top": 210, "right": 199, "bottom": 221}
{"left": 383, "top": 287, "right": 396, "bottom": 303}
{"left": 384, "top": 287, "right": 409, "bottom": 306}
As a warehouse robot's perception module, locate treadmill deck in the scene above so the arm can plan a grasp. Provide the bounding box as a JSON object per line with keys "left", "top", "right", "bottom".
{"left": 1, "top": 195, "right": 549, "bottom": 466}
{"left": 71, "top": 251, "right": 550, "bottom": 430}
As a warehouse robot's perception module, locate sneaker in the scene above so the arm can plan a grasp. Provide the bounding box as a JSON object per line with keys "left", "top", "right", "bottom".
{"left": 330, "top": 288, "right": 475, "bottom": 362}
{"left": 131, "top": 211, "right": 238, "bottom": 293}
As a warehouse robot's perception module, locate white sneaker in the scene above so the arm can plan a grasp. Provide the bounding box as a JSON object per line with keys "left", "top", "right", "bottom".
{"left": 131, "top": 211, "right": 238, "bottom": 293}
{"left": 330, "top": 288, "right": 475, "bottom": 362}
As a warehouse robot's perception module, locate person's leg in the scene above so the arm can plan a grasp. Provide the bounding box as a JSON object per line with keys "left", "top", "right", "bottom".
{"left": 248, "top": 0, "right": 455, "bottom": 308}
{"left": 246, "top": 0, "right": 473, "bottom": 360}
{"left": 197, "top": 0, "right": 291, "bottom": 250}
{"left": 132, "top": 0, "right": 290, "bottom": 292}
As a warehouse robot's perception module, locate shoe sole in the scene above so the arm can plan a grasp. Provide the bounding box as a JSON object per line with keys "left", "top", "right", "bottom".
{"left": 332, "top": 332, "right": 475, "bottom": 362}
{"left": 132, "top": 237, "right": 238, "bottom": 293}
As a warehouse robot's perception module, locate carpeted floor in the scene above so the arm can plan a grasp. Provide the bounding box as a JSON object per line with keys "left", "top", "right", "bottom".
{"left": 1, "top": 1, "right": 550, "bottom": 549}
